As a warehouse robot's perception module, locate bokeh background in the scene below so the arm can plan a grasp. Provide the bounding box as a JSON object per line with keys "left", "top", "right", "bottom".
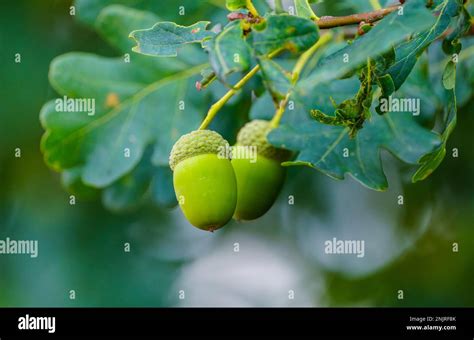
{"left": 0, "top": 0, "right": 473, "bottom": 307}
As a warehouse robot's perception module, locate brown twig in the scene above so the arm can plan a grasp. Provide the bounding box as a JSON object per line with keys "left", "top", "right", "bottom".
{"left": 317, "top": 5, "right": 400, "bottom": 29}
{"left": 338, "top": 21, "right": 474, "bottom": 40}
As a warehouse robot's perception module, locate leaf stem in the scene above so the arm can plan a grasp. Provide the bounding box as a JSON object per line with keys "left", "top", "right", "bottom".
{"left": 270, "top": 93, "right": 291, "bottom": 128}
{"left": 274, "top": 0, "right": 284, "bottom": 13}
{"left": 369, "top": 0, "right": 382, "bottom": 10}
{"left": 199, "top": 49, "right": 282, "bottom": 130}
{"left": 303, "top": 1, "right": 320, "bottom": 21}
{"left": 292, "top": 33, "right": 333, "bottom": 83}
{"left": 246, "top": 0, "right": 260, "bottom": 17}
{"left": 270, "top": 33, "right": 333, "bottom": 128}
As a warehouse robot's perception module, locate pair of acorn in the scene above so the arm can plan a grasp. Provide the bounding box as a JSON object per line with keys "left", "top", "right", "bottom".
{"left": 169, "top": 120, "right": 290, "bottom": 231}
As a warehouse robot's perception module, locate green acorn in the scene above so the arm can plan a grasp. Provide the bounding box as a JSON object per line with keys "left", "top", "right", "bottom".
{"left": 169, "top": 130, "right": 237, "bottom": 231}
{"left": 232, "top": 120, "right": 291, "bottom": 221}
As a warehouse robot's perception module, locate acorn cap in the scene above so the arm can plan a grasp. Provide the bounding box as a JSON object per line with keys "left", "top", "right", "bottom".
{"left": 169, "top": 130, "right": 229, "bottom": 171}
{"left": 236, "top": 120, "right": 291, "bottom": 161}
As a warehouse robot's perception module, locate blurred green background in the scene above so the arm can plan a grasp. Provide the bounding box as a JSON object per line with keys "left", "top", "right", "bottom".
{"left": 0, "top": 0, "right": 473, "bottom": 307}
